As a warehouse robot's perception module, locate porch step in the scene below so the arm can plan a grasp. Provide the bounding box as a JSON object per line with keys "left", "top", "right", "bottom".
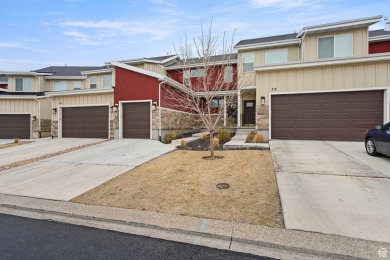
{"left": 236, "top": 127, "right": 256, "bottom": 135}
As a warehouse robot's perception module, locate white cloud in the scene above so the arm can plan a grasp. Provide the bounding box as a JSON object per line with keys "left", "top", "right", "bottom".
{"left": 0, "top": 41, "right": 21, "bottom": 48}
{"left": 250, "top": 0, "right": 308, "bottom": 8}
{"left": 58, "top": 19, "right": 173, "bottom": 41}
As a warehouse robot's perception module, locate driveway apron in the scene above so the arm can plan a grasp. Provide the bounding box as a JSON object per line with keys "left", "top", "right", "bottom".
{"left": 0, "top": 139, "right": 175, "bottom": 201}
{"left": 271, "top": 140, "right": 390, "bottom": 243}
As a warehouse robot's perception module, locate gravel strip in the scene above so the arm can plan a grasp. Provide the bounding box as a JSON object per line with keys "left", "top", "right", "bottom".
{"left": 0, "top": 140, "right": 107, "bottom": 173}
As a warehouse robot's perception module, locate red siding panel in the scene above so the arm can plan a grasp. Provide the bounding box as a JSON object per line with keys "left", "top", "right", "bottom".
{"left": 0, "top": 84, "right": 7, "bottom": 89}
{"left": 114, "top": 67, "right": 159, "bottom": 104}
{"left": 369, "top": 41, "right": 390, "bottom": 54}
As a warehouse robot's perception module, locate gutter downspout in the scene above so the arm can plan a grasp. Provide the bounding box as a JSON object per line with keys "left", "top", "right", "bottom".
{"left": 300, "top": 28, "right": 307, "bottom": 61}
{"left": 158, "top": 79, "right": 167, "bottom": 142}
{"left": 33, "top": 73, "right": 41, "bottom": 138}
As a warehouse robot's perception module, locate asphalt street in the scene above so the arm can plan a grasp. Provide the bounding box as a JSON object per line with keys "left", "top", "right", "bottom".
{"left": 0, "top": 214, "right": 274, "bottom": 260}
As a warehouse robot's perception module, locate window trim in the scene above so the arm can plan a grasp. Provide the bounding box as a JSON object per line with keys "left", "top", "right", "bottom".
{"left": 224, "top": 66, "right": 233, "bottom": 83}
{"left": 317, "top": 33, "right": 353, "bottom": 59}
{"left": 89, "top": 76, "right": 97, "bottom": 89}
{"left": 15, "top": 77, "right": 32, "bottom": 92}
{"left": 183, "top": 70, "right": 190, "bottom": 86}
{"left": 242, "top": 52, "right": 255, "bottom": 73}
{"left": 265, "top": 48, "right": 288, "bottom": 64}
{"left": 53, "top": 80, "right": 67, "bottom": 91}
{"left": 103, "top": 74, "right": 112, "bottom": 88}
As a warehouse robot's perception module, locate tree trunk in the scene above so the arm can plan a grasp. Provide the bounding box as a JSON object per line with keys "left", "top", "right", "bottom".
{"left": 209, "top": 129, "right": 214, "bottom": 160}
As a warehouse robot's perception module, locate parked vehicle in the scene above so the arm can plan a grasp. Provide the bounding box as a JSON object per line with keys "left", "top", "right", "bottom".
{"left": 365, "top": 122, "right": 390, "bottom": 156}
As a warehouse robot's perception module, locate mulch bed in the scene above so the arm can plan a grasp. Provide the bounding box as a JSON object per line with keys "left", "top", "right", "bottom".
{"left": 176, "top": 133, "right": 235, "bottom": 151}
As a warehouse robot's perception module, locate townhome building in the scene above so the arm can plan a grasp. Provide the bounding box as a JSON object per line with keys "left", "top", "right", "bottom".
{"left": 1, "top": 15, "right": 390, "bottom": 142}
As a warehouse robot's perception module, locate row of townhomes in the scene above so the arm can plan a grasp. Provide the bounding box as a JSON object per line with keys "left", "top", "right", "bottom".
{"left": 1, "top": 15, "right": 390, "bottom": 141}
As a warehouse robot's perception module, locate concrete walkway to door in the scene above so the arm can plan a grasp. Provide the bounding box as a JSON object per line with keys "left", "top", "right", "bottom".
{"left": 271, "top": 140, "right": 390, "bottom": 243}
{"left": 0, "top": 139, "right": 175, "bottom": 201}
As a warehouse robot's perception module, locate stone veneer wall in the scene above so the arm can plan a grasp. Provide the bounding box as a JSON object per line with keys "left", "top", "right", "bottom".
{"left": 256, "top": 105, "right": 269, "bottom": 130}
{"left": 110, "top": 111, "right": 119, "bottom": 138}
{"left": 52, "top": 120, "right": 58, "bottom": 137}
{"left": 152, "top": 108, "right": 203, "bottom": 131}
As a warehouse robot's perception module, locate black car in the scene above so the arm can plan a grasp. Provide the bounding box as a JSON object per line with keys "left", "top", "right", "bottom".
{"left": 365, "top": 122, "right": 390, "bottom": 156}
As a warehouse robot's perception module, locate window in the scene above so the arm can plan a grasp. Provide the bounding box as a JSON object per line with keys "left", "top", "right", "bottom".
{"left": 224, "top": 66, "right": 233, "bottom": 83}
{"left": 73, "top": 81, "right": 81, "bottom": 90}
{"left": 15, "top": 78, "right": 32, "bottom": 91}
{"left": 211, "top": 98, "right": 224, "bottom": 108}
{"left": 54, "top": 80, "right": 67, "bottom": 91}
{"left": 265, "top": 48, "right": 288, "bottom": 64}
{"left": 190, "top": 69, "right": 204, "bottom": 78}
{"left": 242, "top": 52, "right": 254, "bottom": 72}
{"left": 89, "top": 76, "right": 97, "bottom": 89}
{"left": 318, "top": 33, "right": 352, "bottom": 59}
{"left": 183, "top": 70, "right": 190, "bottom": 86}
{"left": 103, "top": 74, "right": 112, "bottom": 88}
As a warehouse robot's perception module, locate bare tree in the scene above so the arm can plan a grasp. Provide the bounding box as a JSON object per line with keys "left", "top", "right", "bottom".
{"left": 164, "top": 22, "right": 243, "bottom": 159}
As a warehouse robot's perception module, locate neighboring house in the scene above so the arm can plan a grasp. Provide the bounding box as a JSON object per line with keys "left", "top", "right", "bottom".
{"left": 1, "top": 15, "right": 390, "bottom": 141}
{"left": 235, "top": 15, "right": 390, "bottom": 141}
{"left": 369, "top": 29, "right": 390, "bottom": 53}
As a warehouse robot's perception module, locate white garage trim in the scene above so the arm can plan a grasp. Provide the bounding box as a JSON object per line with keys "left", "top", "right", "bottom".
{"left": 269, "top": 87, "right": 390, "bottom": 140}
{"left": 119, "top": 100, "right": 152, "bottom": 139}
{"left": 58, "top": 104, "right": 110, "bottom": 139}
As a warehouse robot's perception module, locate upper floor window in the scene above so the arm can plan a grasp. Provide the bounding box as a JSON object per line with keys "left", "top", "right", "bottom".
{"left": 103, "top": 74, "right": 112, "bottom": 88}
{"left": 15, "top": 77, "right": 32, "bottom": 91}
{"left": 318, "top": 33, "right": 352, "bottom": 59}
{"left": 265, "top": 48, "right": 288, "bottom": 64}
{"left": 73, "top": 81, "right": 81, "bottom": 90}
{"left": 242, "top": 52, "right": 254, "bottom": 72}
{"left": 89, "top": 76, "right": 97, "bottom": 89}
{"left": 183, "top": 70, "right": 190, "bottom": 86}
{"left": 54, "top": 80, "right": 67, "bottom": 91}
{"left": 190, "top": 69, "right": 205, "bottom": 78}
{"left": 224, "top": 66, "right": 233, "bottom": 83}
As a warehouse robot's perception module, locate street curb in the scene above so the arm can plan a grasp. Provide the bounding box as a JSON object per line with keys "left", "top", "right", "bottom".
{"left": 1, "top": 194, "right": 389, "bottom": 260}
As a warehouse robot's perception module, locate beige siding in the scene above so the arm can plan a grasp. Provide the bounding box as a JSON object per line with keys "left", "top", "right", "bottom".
{"left": 0, "top": 98, "right": 39, "bottom": 116}
{"left": 303, "top": 28, "right": 369, "bottom": 60}
{"left": 7, "top": 76, "right": 40, "bottom": 92}
{"left": 144, "top": 63, "right": 166, "bottom": 75}
{"left": 40, "top": 98, "right": 51, "bottom": 119}
{"left": 256, "top": 60, "right": 390, "bottom": 105}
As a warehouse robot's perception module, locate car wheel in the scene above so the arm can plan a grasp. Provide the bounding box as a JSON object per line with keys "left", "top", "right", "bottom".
{"left": 365, "top": 138, "right": 378, "bottom": 156}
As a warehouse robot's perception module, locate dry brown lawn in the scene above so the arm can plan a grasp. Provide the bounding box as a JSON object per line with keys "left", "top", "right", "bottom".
{"left": 73, "top": 150, "right": 284, "bottom": 228}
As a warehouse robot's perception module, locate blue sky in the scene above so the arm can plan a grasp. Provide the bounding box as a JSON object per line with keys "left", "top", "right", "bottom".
{"left": 0, "top": 0, "right": 389, "bottom": 71}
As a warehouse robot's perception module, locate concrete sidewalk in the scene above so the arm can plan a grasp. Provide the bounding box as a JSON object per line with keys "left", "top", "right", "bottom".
{"left": 223, "top": 134, "right": 269, "bottom": 149}
{"left": 0, "top": 193, "right": 388, "bottom": 260}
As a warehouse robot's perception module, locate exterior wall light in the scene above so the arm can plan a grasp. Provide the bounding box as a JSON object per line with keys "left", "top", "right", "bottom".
{"left": 111, "top": 104, "right": 118, "bottom": 112}
{"left": 260, "top": 96, "right": 265, "bottom": 105}
{"left": 52, "top": 108, "right": 57, "bottom": 114}
{"left": 152, "top": 102, "right": 158, "bottom": 111}
{"left": 32, "top": 116, "right": 37, "bottom": 121}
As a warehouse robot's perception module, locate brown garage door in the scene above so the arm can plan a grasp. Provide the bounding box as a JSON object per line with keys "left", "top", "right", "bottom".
{"left": 62, "top": 106, "right": 109, "bottom": 138}
{"left": 271, "top": 90, "right": 384, "bottom": 141}
{"left": 0, "top": 114, "right": 30, "bottom": 139}
{"left": 122, "top": 102, "right": 150, "bottom": 139}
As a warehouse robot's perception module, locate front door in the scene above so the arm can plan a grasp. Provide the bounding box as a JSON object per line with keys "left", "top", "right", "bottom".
{"left": 244, "top": 100, "right": 256, "bottom": 125}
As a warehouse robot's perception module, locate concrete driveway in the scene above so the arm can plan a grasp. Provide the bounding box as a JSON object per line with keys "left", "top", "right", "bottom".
{"left": 0, "top": 139, "right": 175, "bottom": 201}
{"left": 271, "top": 140, "right": 390, "bottom": 243}
{"left": 0, "top": 138, "right": 102, "bottom": 166}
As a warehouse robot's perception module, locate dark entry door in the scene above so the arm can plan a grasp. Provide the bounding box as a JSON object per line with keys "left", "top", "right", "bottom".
{"left": 244, "top": 100, "right": 256, "bottom": 125}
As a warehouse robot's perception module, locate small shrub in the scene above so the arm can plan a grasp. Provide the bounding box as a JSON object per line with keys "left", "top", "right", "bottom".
{"left": 180, "top": 138, "right": 187, "bottom": 147}
{"left": 253, "top": 133, "right": 264, "bottom": 143}
{"left": 245, "top": 131, "right": 256, "bottom": 143}
{"left": 217, "top": 128, "right": 232, "bottom": 142}
{"left": 163, "top": 131, "right": 177, "bottom": 143}
{"left": 212, "top": 137, "right": 220, "bottom": 148}
{"left": 202, "top": 133, "right": 209, "bottom": 141}
{"left": 13, "top": 138, "right": 19, "bottom": 144}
